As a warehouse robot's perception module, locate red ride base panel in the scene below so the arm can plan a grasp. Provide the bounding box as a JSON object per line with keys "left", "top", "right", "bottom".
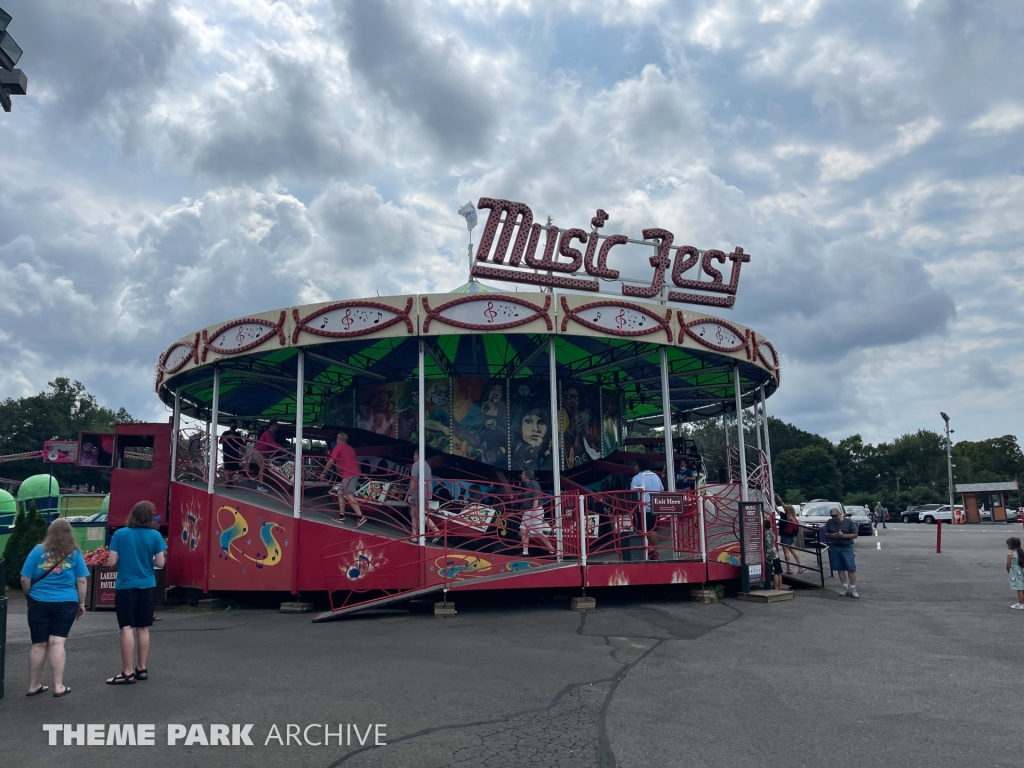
{"left": 166, "top": 483, "right": 741, "bottom": 597}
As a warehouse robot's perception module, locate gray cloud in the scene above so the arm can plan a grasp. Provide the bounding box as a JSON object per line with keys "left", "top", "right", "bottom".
{"left": 334, "top": 0, "right": 501, "bottom": 159}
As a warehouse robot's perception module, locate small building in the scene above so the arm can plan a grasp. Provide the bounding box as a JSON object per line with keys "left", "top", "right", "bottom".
{"left": 955, "top": 481, "right": 1019, "bottom": 523}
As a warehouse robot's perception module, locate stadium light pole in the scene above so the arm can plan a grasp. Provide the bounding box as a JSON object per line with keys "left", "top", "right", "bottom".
{"left": 0, "top": 6, "right": 28, "bottom": 113}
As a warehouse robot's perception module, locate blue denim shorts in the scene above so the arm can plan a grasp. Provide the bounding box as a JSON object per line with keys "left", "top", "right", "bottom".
{"left": 830, "top": 545, "right": 856, "bottom": 572}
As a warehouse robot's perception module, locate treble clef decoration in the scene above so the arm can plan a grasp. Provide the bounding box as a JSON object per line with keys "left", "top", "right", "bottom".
{"left": 341, "top": 309, "right": 354, "bottom": 331}
{"left": 483, "top": 301, "right": 498, "bottom": 323}
{"left": 615, "top": 309, "right": 627, "bottom": 330}
{"left": 716, "top": 327, "right": 725, "bottom": 343}
{"left": 236, "top": 327, "right": 246, "bottom": 344}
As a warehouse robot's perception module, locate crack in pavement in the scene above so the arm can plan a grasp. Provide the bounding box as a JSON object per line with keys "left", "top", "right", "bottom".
{"left": 327, "top": 601, "right": 743, "bottom": 768}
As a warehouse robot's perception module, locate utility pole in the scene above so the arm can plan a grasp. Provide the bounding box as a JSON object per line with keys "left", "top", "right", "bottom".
{"left": 939, "top": 412, "right": 955, "bottom": 551}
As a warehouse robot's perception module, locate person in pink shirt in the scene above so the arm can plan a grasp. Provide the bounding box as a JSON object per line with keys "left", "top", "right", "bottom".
{"left": 322, "top": 432, "right": 365, "bottom": 527}
{"left": 255, "top": 420, "right": 283, "bottom": 455}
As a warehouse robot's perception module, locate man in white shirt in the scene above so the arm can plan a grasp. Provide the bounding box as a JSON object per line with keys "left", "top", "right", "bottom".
{"left": 630, "top": 459, "right": 664, "bottom": 560}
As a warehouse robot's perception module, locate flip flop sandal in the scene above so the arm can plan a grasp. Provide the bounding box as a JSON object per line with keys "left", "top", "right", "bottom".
{"left": 106, "top": 672, "right": 136, "bottom": 685}
{"left": 25, "top": 685, "right": 49, "bottom": 697}
{"left": 134, "top": 668, "right": 148, "bottom": 681}
{"left": 53, "top": 687, "right": 72, "bottom": 698}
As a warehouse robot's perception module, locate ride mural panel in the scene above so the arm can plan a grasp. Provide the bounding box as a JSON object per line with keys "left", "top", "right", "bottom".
{"left": 559, "top": 383, "right": 601, "bottom": 470}
{"left": 602, "top": 388, "right": 623, "bottom": 456}
{"left": 355, "top": 383, "right": 397, "bottom": 438}
{"left": 452, "top": 378, "right": 508, "bottom": 466}
{"left": 167, "top": 483, "right": 212, "bottom": 591}
{"left": 208, "top": 497, "right": 293, "bottom": 592}
{"left": 509, "top": 381, "right": 553, "bottom": 471}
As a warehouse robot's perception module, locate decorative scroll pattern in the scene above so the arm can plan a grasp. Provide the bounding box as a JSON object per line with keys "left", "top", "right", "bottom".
{"left": 422, "top": 294, "right": 553, "bottom": 332}
{"left": 560, "top": 297, "right": 673, "bottom": 341}
{"left": 292, "top": 297, "right": 415, "bottom": 343}
{"left": 201, "top": 311, "right": 286, "bottom": 362}
{"left": 155, "top": 334, "right": 198, "bottom": 390}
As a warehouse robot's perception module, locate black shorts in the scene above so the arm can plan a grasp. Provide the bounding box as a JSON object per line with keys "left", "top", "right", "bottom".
{"left": 772, "top": 558, "right": 784, "bottom": 576}
{"left": 224, "top": 458, "right": 242, "bottom": 473}
{"left": 26, "top": 597, "right": 79, "bottom": 644}
{"left": 115, "top": 588, "right": 156, "bottom": 629}
{"left": 643, "top": 510, "right": 657, "bottom": 532}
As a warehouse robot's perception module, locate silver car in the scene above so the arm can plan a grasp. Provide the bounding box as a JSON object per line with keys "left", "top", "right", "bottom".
{"left": 842, "top": 505, "right": 875, "bottom": 536}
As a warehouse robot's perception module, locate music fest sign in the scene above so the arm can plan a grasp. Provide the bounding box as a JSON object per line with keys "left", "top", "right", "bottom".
{"left": 469, "top": 198, "right": 750, "bottom": 309}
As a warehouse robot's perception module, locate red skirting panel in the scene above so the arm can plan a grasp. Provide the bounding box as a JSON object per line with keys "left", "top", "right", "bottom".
{"left": 167, "top": 483, "right": 212, "bottom": 592}
{"left": 584, "top": 561, "right": 709, "bottom": 588}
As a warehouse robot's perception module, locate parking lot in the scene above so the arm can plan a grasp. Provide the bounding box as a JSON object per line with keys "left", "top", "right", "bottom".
{"left": 2, "top": 520, "right": 1022, "bottom": 768}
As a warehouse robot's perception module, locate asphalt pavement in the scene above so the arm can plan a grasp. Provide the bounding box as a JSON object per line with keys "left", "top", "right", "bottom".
{"left": 2, "top": 521, "right": 1021, "bottom": 767}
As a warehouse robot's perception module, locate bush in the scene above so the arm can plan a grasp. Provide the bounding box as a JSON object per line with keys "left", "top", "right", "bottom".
{"left": 2, "top": 501, "right": 48, "bottom": 589}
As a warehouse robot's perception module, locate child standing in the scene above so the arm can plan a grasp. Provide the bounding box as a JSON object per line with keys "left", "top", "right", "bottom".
{"left": 1006, "top": 537, "right": 1024, "bottom": 609}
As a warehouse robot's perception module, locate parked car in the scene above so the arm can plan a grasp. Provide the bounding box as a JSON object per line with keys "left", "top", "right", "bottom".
{"left": 798, "top": 501, "right": 846, "bottom": 546}
{"left": 922, "top": 505, "right": 964, "bottom": 524}
{"left": 840, "top": 505, "right": 874, "bottom": 536}
{"left": 901, "top": 505, "right": 921, "bottom": 523}
{"left": 903, "top": 503, "right": 942, "bottom": 523}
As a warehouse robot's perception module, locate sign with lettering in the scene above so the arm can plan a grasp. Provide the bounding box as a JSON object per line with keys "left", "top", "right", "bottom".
{"left": 738, "top": 501, "right": 765, "bottom": 587}
{"left": 469, "top": 198, "right": 750, "bottom": 308}
{"left": 650, "top": 493, "right": 686, "bottom": 515}
{"left": 92, "top": 565, "right": 118, "bottom": 610}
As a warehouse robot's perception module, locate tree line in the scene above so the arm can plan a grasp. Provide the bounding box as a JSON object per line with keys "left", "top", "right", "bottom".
{"left": 0, "top": 378, "right": 137, "bottom": 493}
{"left": 680, "top": 415, "right": 1024, "bottom": 511}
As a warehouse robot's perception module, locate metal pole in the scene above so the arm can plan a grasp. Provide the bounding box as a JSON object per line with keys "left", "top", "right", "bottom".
{"left": 761, "top": 385, "right": 776, "bottom": 506}
{"left": 207, "top": 366, "right": 220, "bottom": 495}
{"left": 292, "top": 351, "right": 305, "bottom": 519}
{"left": 754, "top": 401, "right": 763, "bottom": 454}
{"left": 579, "top": 495, "right": 587, "bottom": 568}
{"left": 697, "top": 493, "right": 707, "bottom": 563}
{"left": 170, "top": 388, "right": 181, "bottom": 482}
{"left": 660, "top": 348, "right": 676, "bottom": 492}
{"left": 733, "top": 366, "right": 748, "bottom": 502}
{"left": 549, "top": 337, "right": 563, "bottom": 560}
{"left": 418, "top": 341, "right": 426, "bottom": 547}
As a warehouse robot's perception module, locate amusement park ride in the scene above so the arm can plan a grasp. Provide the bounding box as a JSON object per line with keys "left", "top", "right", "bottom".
{"left": 106, "top": 198, "right": 782, "bottom": 620}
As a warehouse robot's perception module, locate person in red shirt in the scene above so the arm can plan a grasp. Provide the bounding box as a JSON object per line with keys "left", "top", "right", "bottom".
{"left": 322, "top": 432, "right": 365, "bottom": 527}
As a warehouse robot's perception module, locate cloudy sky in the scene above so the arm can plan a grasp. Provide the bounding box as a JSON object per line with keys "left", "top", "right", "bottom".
{"left": 0, "top": 0, "right": 1021, "bottom": 445}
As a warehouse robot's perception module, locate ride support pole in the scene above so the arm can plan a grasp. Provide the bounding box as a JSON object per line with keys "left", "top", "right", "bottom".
{"left": 936, "top": 519, "right": 942, "bottom": 554}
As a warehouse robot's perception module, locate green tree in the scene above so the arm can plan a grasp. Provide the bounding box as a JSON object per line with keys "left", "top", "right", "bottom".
{"left": 2, "top": 506, "right": 28, "bottom": 589}
{"left": 0, "top": 378, "right": 134, "bottom": 492}
{"left": 774, "top": 445, "right": 842, "bottom": 502}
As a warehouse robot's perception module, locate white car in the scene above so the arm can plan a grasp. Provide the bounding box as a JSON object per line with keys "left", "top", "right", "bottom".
{"left": 921, "top": 505, "right": 964, "bottom": 524}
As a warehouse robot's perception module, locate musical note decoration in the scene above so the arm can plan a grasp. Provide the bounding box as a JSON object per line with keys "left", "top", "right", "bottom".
{"left": 559, "top": 297, "right": 672, "bottom": 341}
{"left": 421, "top": 294, "right": 552, "bottom": 332}
{"left": 291, "top": 298, "right": 415, "bottom": 342}
{"left": 202, "top": 312, "right": 286, "bottom": 361}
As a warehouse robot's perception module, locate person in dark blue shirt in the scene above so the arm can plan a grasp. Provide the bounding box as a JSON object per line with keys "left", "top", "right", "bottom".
{"left": 676, "top": 457, "right": 696, "bottom": 490}
{"left": 19, "top": 518, "right": 88, "bottom": 697}
{"left": 105, "top": 501, "right": 166, "bottom": 685}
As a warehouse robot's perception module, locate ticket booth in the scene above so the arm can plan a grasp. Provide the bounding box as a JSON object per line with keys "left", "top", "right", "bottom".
{"left": 956, "top": 481, "right": 1019, "bottom": 523}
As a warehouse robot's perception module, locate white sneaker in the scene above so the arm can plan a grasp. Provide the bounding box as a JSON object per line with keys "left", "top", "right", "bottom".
{"left": 849, "top": 587, "right": 859, "bottom": 598}
{"left": 1011, "top": 603, "right": 1024, "bottom": 610}
{"left": 840, "top": 583, "right": 849, "bottom": 595}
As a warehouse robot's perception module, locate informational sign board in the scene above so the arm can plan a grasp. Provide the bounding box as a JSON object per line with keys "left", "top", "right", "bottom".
{"left": 651, "top": 493, "right": 686, "bottom": 515}
{"left": 738, "top": 501, "right": 765, "bottom": 591}
{"left": 42, "top": 440, "right": 79, "bottom": 464}
{"left": 92, "top": 565, "right": 117, "bottom": 610}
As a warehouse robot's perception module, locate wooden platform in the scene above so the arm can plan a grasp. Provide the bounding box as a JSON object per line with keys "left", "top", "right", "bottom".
{"left": 737, "top": 589, "right": 794, "bottom": 603}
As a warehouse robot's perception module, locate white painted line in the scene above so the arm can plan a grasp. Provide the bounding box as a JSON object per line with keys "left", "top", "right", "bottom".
{"left": 876, "top": 541, "right": 881, "bottom": 550}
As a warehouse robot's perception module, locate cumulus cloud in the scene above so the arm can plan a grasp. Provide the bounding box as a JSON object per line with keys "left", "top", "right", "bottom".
{"left": 0, "top": 0, "right": 1022, "bottom": 444}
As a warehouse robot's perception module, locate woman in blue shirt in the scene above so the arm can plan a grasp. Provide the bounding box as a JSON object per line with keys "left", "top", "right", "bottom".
{"left": 19, "top": 518, "right": 88, "bottom": 697}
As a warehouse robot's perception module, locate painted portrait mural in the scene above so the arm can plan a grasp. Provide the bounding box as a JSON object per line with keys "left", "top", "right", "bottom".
{"left": 602, "top": 388, "right": 622, "bottom": 456}
{"left": 355, "top": 383, "right": 396, "bottom": 438}
{"left": 510, "top": 381, "right": 552, "bottom": 471}
{"left": 452, "top": 379, "right": 507, "bottom": 466}
{"left": 560, "top": 383, "right": 601, "bottom": 469}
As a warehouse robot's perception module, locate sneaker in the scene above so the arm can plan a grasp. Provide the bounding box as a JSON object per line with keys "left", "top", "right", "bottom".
{"left": 1011, "top": 603, "right": 1024, "bottom": 610}
{"left": 849, "top": 587, "right": 860, "bottom": 598}
{"left": 840, "top": 583, "right": 849, "bottom": 595}
{"left": 650, "top": 550, "right": 660, "bottom": 561}
{"left": 257, "top": 485, "right": 269, "bottom": 493}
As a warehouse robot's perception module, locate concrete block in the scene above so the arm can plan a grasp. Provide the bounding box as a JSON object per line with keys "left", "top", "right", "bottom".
{"left": 690, "top": 588, "right": 718, "bottom": 604}
{"left": 571, "top": 596, "right": 597, "bottom": 612}
{"left": 279, "top": 602, "right": 315, "bottom": 614}
{"left": 737, "top": 589, "right": 794, "bottom": 603}
{"left": 434, "top": 601, "right": 457, "bottom": 618}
